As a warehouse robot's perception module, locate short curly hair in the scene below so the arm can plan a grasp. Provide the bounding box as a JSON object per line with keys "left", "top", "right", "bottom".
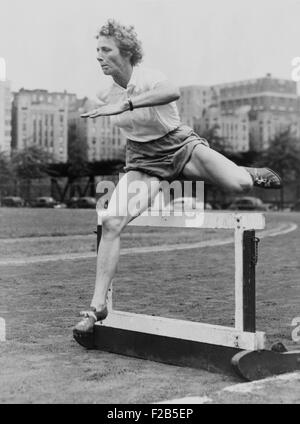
{"left": 96, "top": 19, "right": 143, "bottom": 66}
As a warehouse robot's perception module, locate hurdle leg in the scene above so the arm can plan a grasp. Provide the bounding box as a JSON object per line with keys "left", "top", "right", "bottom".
{"left": 235, "top": 225, "right": 256, "bottom": 336}
{"left": 242, "top": 230, "right": 257, "bottom": 333}
{"left": 232, "top": 230, "right": 300, "bottom": 380}
{"left": 234, "top": 224, "right": 245, "bottom": 333}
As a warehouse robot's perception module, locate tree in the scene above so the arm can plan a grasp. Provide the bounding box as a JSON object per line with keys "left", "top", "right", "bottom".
{"left": 48, "top": 122, "right": 89, "bottom": 202}
{"left": 67, "top": 122, "right": 88, "bottom": 179}
{"left": 56, "top": 122, "right": 90, "bottom": 200}
{"left": 0, "top": 151, "right": 14, "bottom": 197}
{"left": 254, "top": 129, "right": 300, "bottom": 208}
{"left": 200, "top": 125, "right": 227, "bottom": 153}
{"left": 10, "top": 146, "right": 55, "bottom": 202}
{"left": 0, "top": 151, "right": 12, "bottom": 178}
{"left": 11, "top": 145, "right": 54, "bottom": 179}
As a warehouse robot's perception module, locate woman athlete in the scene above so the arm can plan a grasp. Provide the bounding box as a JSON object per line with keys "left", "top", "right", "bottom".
{"left": 74, "top": 20, "right": 281, "bottom": 335}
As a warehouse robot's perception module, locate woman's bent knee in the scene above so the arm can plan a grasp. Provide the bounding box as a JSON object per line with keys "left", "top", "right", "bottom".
{"left": 101, "top": 213, "right": 127, "bottom": 237}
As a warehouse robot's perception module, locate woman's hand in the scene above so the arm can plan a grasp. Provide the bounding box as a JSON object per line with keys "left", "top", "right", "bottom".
{"left": 81, "top": 101, "right": 128, "bottom": 118}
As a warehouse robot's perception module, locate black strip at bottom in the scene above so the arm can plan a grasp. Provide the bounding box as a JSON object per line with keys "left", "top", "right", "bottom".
{"left": 74, "top": 325, "right": 243, "bottom": 378}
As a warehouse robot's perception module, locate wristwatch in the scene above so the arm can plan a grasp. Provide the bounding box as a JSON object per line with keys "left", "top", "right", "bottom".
{"left": 127, "top": 98, "right": 134, "bottom": 111}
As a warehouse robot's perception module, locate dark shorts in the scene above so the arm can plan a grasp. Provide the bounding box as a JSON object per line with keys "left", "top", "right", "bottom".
{"left": 124, "top": 125, "right": 210, "bottom": 181}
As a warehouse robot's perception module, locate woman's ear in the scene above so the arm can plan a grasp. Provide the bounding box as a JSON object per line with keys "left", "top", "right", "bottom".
{"left": 121, "top": 50, "right": 133, "bottom": 63}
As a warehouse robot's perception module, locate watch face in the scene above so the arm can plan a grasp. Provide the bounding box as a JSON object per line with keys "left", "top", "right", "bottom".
{"left": 128, "top": 98, "right": 134, "bottom": 111}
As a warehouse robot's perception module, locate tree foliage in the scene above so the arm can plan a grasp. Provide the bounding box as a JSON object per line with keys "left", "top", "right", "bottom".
{"left": 254, "top": 129, "right": 300, "bottom": 183}
{"left": 0, "top": 151, "right": 13, "bottom": 183}
{"left": 67, "top": 122, "right": 89, "bottom": 179}
{"left": 10, "top": 145, "right": 54, "bottom": 179}
{"left": 199, "top": 125, "right": 227, "bottom": 153}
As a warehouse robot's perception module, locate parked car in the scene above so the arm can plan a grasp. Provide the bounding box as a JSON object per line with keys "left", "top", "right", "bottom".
{"left": 67, "top": 197, "right": 80, "bottom": 208}
{"left": 1, "top": 196, "right": 24, "bottom": 207}
{"left": 68, "top": 196, "right": 97, "bottom": 209}
{"left": 31, "top": 197, "right": 59, "bottom": 208}
{"left": 155, "top": 196, "right": 205, "bottom": 213}
{"left": 227, "top": 196, "right": 269, "bottom": 211}
{"left": 173, "top": 197, "right": 203, "bottom": 211}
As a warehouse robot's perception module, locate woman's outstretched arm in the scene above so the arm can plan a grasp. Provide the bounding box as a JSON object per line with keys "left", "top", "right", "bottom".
{"left": 81, "top": 81, "right": 180, "bottom": 118}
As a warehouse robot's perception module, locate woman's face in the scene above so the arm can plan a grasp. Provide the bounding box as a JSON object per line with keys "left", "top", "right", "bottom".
{"left": 97, "top": 36, "right": 131, "bottom": 76}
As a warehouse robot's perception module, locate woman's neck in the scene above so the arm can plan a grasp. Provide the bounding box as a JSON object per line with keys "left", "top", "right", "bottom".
{"left": 113, "top": 64, "right": 133, "bottom": 89}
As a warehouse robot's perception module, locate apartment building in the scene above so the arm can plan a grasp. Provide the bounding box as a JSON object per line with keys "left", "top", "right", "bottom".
{"left": 177, "top": 85, "right": 218, "bottom": 128}
{"left": 0, "top": 80, "right": 12, "bottom": 153}
{"left": 217, "top": 74, "right": 299, "bottom": 150}
{"left": 11, "top": 89, "right": 75, "bottom": 162}
{"left": 68, "top": 98, "right": 126, "bottom": 162}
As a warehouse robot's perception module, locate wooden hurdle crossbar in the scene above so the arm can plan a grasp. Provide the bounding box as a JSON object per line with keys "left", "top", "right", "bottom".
{"left": 74, "top": 207, "right": 300, "bottom": 381}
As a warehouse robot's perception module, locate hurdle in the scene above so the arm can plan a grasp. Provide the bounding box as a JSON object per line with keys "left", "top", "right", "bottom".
{"left": 74, "top": 201, "right": 300, "bottom": 381}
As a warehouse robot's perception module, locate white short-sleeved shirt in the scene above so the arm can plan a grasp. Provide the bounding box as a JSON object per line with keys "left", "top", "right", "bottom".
{"left": 97, "top": 66, "right": 181, "bottom": 142}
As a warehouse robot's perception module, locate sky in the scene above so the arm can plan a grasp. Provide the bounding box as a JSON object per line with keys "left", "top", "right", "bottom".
{"left": 1, "top": 0, "right": 300, "bottom": 98}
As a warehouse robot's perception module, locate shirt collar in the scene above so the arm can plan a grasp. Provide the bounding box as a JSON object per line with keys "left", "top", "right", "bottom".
{"left": 127, "top": 67, "right": 138, "bottom": 88}
{"left": 112, "top": 67, "right": 138, "bottom": 90}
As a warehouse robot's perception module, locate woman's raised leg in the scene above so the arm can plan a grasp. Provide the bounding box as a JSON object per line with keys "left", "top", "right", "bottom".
{"left": 182, "top": 144, "right": 281, "bottom": 191}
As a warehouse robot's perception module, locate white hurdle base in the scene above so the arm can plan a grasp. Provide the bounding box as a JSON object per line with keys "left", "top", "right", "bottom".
{"left": 97, "top": 310, "right": 266, "bottom": 351}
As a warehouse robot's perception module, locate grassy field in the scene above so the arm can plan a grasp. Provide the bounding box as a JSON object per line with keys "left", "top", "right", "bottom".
{"left": 0, "top": 207, "right": 96, "bottom": 238}
{"left": 0, "top": 208, "right": 299, "bottom": 403}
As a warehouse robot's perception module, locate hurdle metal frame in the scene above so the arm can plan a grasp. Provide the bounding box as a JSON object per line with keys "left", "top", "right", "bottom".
{"left": 74, "top": 207, "right": 300, "bottom": 381}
